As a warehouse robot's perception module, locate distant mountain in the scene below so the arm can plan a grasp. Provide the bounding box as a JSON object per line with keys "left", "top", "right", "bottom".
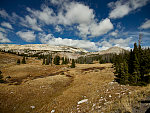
{"left": 0, "top": 44, "right": 88, "bottom": 53}
{"left": 89, "top": 46, "right": 128, "bottom": 55}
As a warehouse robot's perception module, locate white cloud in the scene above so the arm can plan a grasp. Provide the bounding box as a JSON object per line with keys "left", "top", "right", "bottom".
{"left": 89, "top": 18, "right": 113, "bottom": 37}
{"left": 0, "top": 27, "right": 6, "bottom": 33}
{"left": 109, "top": 30, "right": 118, "bottom": 37}
{"left": 27, "top": 1, "right": 113, "bottom": 38}
{"left": 62, "top": 2, "right": 94, "bottom": 25}
{"left": 26, "top": 6, "right": 57, "bottom": 25}
{"left": 0, "top": 9, "right": 9, "bottom": 18}
{"left": 55, "top": 25, "right": 63, "bottom": 32}
{"left": 0, "top": 9, "right": 42, "bottom": 31}
{"left": 50, "top": 0, "right": 69, "bottom": 5}
{"left": 21, "top": 15, "right": 42, "bottom": 31}
{"left": 140, "top": 19, "right": 150, "bottom": 29}
{"left": 108, "top": 0, "right": 150, "bottom": 19}
{"left": 1, "top": 22, "right": 13, "bottom": 29}
{"left": 39, "top": 33, "right": 99, "bottom": 51}
{"left": 0, "top": 32, "right": 11, "bottom": 43}
{"left": 16, "top": 31, "right": 36, "bottom": 42}
{"left": 99, "top": 37, "right": 133, "bottom": 50}
{"left": 0, "top": 1, "right": 114, "bottom": 39}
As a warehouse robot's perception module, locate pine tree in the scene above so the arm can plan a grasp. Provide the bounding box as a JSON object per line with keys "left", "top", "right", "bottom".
{"left": 22, "top": 56, "right": 26, "bottom": 64}
{"left": 122, "top": 60, "right": 129, "bottom": 84}
{"left": 61, "top": 57, "right": 65, "bottom": 65}
{"left": 17, "top": 59, "right": 20, "bottom": 65}
{"left": 0, "top": 70, "right": 4, "bottom": 83}
{"left": 48, "top": 53, "right": 53, "bottom": 66}
{"left": 133, "top": 54, "right": 140, "bottom": 82}
{"left": 99, "top": 56, "right": 105, "bottom": 64}
{"left": 45, "top": 55, "right": 50, "bottom": 65}
{"left": 128, "top": 49, "right": 134, "bottom": 74}
{"left": 70, "top": 59, "right": 75, "bottom": 68}
{"left": 42, "top": 58, "right": 45, "bottom": 65}
{"left": 54, "top": 56, "right": 60, "bottom": 65}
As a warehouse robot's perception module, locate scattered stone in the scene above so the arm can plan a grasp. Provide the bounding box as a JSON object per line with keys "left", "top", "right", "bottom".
{"left": 51, "top": 109, "right": 55, "bottom": 113}
{"left": 30, "top": 106, "right": 35, "bottom": 109}
{"left": 78, "top": 99, "right": 88, "bottom": 104}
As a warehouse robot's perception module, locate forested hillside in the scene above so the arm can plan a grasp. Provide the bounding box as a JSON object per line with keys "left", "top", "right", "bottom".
{"left": 113, "top": 43, "right": 150, "bottom": 86}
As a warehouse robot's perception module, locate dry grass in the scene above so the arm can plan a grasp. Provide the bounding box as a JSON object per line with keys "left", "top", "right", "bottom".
{"left": 0, "top": 52, "right": 150, "bottom": 113}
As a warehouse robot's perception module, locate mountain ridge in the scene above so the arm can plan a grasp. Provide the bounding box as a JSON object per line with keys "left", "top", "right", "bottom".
{"left": 0, "top": 44, "right": 128, "bottom": 56}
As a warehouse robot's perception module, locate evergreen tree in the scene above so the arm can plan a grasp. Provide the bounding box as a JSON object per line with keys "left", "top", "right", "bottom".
{"left": 114, "top": 41, "right": 150, "bottom": 86}
{"left": 22, "top": 56, "right": 26, "bottom": 64}
{"left": 122, "top": 61, "right": 129, "bottom": 84}
{"left": 70, "top": 59, "right": 75, "bottom": 68}
{"left": 0, "top": 70, "right": 4, "bottom": 83}
{"left": 133, "top": 54, "right": 140, "bottom": 83}
{"left": 50, "top": 54, "right": 53, "bottom": 66}
{"left": 54, "top": 56, "right": 60, "bottom": 65}
{"left": 17, "top": 59, "right": 21, "bottom": 65}
{"left": 99, "top": 56, "right": 105, "bottom": 64}
{"left": 45, "top": 55, "right": 50, "bottom": 65}
{"left": 128, "top": 49, "right": 134, "bottom": 74}
{"left": 42, "top": 58, "right": 45, "bottom": 65}
{"left": 61, "top": 57, "right": 65, "bottom": 65}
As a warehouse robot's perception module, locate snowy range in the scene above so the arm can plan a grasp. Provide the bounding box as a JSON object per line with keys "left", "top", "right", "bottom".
{"left": 0, "top": 0, "right": 150, "bottom": 51}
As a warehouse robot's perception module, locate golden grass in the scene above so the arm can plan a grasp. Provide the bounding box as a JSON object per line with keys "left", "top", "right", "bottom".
{"left": 0, "top": 52, "right": 150, "bottom": 113}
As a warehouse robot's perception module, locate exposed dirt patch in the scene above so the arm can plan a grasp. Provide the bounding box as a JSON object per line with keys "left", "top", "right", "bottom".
{"left": 81, "top": 67, "right": 105, "bottom": 72}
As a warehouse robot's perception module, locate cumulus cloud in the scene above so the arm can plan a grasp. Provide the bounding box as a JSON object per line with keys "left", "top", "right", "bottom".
{"left": 16, "top": 31, "right": 36, "bottom": 42}
{"left": 99, "top": 37, "right": 133, "bottom": 50}
{"left": 0, "top": 32, "right": 11, "bottom": 43}
{"left": 55, "top": 25, "right": 63, "bottom": 32}
{"left": 50, "top": 0, "right": 69, "bottom": 5}
{"left": 140, "top": 19, "right": 150, "bottom": 29}
{"left": 0, "top": 9, "right": 9, "bottom": 18}
{"left": 27, "top": 2, "right": 95, "bottom": 26}
{"left": 108, "top": 0, "right": 150, "bottom": 19}
{"left": 89, "top": 18, "right": 113, "bottom": 37}
{"left": 109, "top": 30, "right": 118, "bottom": 37}
{"left": 1, "top": 22, "right": 13, "bottom": 29}
{"left": 27, "top": 1, "right": 113, "bottom": 38}
{"left": 26, "top": 6, "right": 57, "bottom": 25}
{"left": 0, "top": 1, "right": 114, "bottom": 38}
{"left": 21, "top": 15, "right": 42, "bottom": 31}
{"left": 39, "top": 33, "right": 99, "bottom": 51}
{"left": 0, "top": 9, "right": 42, "bottom": 31}
{"left": 0, "top": 27, "right": 6, "bottom": 33}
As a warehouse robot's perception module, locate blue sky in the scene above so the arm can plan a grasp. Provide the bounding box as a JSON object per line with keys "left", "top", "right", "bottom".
{"left": 0, "top": 0, "right": 150, "bottom": 51}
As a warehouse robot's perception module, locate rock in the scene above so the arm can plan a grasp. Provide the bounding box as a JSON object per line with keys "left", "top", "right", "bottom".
{"left": 51, "top": 109, "right": 55, "bottom": 113}
{"left": 30, "top": 106, "right": 35, "bottom": 109}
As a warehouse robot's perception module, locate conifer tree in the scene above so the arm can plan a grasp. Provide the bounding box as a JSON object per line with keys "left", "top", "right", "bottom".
{"left": 70, "top": 59, "right": 75, "bottom": 68}
{"left": 0, "top": 70, "right": 4, "bottom": 83}
{"left": 122, "top": 60, "right": 129, "bottom": 84}
{"left": 128, "top": 49, "right": 134, "bottom": 74}
{"left": 17, "top": 59, "right": 20, "bottom": 65}
{"left": 45, "top": 55, "right": 50, "bottom": 65}
{"left": 54, "top": 56, "right": 60, "bottom": 65}
{"left": 47, "top": 53, "right": 53, "bottom": 66}
{"left": 133, "top": 54, "right": 140, "bottom": 82}
{"left": 42, "top": 58, "right": 45, "bottom": 65}
{"left": 61, "top": 57, "right": 65, "bottom": 65}
{"left": 99, "top": 56, "right": 105, "bottom": 64}
{"left": 22, "top": 56, "right": 26, "bottom": 64}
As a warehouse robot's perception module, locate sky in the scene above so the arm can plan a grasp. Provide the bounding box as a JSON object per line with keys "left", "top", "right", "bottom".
{"left": 0, "top": 0, "right": 150, "bottom": 51}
